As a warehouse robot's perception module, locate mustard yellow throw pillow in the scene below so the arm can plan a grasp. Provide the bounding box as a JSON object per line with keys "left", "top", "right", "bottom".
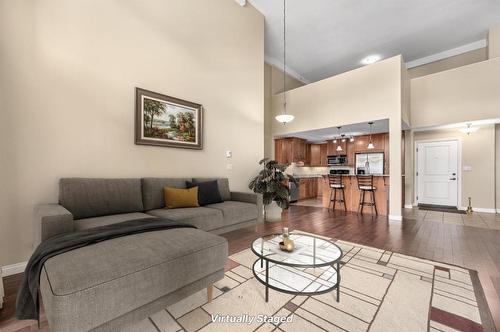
{"left": 164, "top": 186, "right": 199, "bottom": 209}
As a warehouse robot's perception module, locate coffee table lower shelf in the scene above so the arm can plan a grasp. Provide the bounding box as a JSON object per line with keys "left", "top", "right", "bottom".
{"left": 252, "top": 259, "right": 341, "bottom": 302}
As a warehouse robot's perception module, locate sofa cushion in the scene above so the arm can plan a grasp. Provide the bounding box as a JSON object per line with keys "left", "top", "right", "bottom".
{"left": 205, "top": 201, "right": 258, "bottom": 225}
{"left": 192, "top": 178, "right": 230, "bottom": 201}
{"left": 59, "top": 178, "right": 144, "bottom": 219}
{"left": 164, "top": 187, "right": 199, "bottom": 208}
{"left": 142, "top": 178, "right": 192, "bottom": 211}
{"left": 40, "top": 228, "right": 227, "bottom": 331}
{"left": 186, "top": 180, "right": 223, "bottom": 206}
{"left": 74, "top": 212, "right": 155, "bottom": 231}
{"left": 147, "top": 207, "right": 224, "bottom": 231}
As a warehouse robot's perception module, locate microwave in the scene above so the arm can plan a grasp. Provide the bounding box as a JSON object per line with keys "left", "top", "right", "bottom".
{"left": 327, "top": 155, "right": 347, "bottom": 165}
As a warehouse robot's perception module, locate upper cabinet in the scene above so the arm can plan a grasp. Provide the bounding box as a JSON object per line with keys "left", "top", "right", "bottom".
{"left": 274, "top": 138, "right": 308, "bottom": 164}
{"left": 310, "top": 144, "right": 321, "bottom": 166}
{"left": 326, "top": 140, "right": 347, "bottom": 156}
{"left": 320, "top": 144, "right": 328, "bottom": 166}
{"left": 275, "top": 133, "right": 389, "bottom": 168}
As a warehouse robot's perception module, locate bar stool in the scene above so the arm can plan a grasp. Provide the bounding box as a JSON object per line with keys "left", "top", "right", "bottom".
{"left": 328, "top": 174, "right": 347, "bottom": 211}
{"left": 357, "top": 175, "right": 378, "bottom": 215}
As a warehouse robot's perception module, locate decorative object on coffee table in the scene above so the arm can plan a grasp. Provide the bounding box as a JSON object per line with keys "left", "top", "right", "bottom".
{"left": 248, "top": 158, "right": 297, "bottom": 222}
{"left": 135, "top": 88, "right": 203, "bottom": 149}
{"left": 279, "top": 227, "right": 294, "bottom": 252}
{"left": 251, "top": 232, "right": 342, "bottom": 302}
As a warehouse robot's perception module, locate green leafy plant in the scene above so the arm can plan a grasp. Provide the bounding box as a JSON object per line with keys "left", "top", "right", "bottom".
{"left": 249, "top": 158, "right": 298, "bottom": 209}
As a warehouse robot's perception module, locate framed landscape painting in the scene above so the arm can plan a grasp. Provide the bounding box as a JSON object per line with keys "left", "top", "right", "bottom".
{"left": 135, "top": 88, "right": 203, "bottom": 149}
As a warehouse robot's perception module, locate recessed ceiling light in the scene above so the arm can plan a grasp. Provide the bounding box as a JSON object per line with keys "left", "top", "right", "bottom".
{"left": 361, "top": 55, "right": 381, "bottom": 65}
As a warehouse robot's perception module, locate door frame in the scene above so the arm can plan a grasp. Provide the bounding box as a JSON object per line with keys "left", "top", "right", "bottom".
{"left": 414, "top": 138, "right": 462, "bottom": 208}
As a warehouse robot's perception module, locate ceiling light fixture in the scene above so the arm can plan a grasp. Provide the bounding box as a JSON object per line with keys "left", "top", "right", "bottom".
{"left": 336, "top": 127, "right": 343, "bottom": 152}
{"left": 350, "top": 136, "right": 355, "bottom": 142}
{"left": 361, "top": 55, "right": 381, "bottom": 65}
{"left": 367, "top": 122, "right": 375, "bottom": 149}
{"left": 275, "top": 0, "right": 294, "bottom": 125}
{"left": 459, "top": 123, "right": 479, "bottom": 136}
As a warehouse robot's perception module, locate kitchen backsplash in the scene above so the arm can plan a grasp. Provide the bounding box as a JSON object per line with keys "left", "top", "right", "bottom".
{"left": 286, "top": 163, "right": 355, "bottom": 176}
{"left": 286, "top": 164, "right": 328, "bottom": 176}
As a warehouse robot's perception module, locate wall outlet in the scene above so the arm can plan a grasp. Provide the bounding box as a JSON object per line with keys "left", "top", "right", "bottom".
{"left": 225, "top": 150, "right": 232, "bottom": 158}
{"left": 226, "top": 164, "right": 233, "bottom": 170}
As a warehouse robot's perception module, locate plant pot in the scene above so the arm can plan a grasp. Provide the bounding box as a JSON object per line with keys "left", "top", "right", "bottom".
{"left": 265, "top": 201, "right": 283, "bottom": 222}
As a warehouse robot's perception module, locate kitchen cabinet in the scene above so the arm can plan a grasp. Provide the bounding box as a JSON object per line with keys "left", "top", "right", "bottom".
{"left": 274, "top": 137, "right": 308, "bottom": 164}
{"left": 347, "top": 140, "right": 355, "bottom": 166}
{"left": 320, "top": 144, "right": 328, "bottom": 166}
{"left": 298, "top": 178, "right": 317, "bottom": 200}
{"left": 308, "top": 143, "right": 327, "bottom": 167}
{"left": 309, "top": 144, "right": 321, "bottom": 166}
{"left": 316, "top": 177, "right": 323, "bottom": 197}
{"left": 327, "top": 140, "right": 347, "bottom": 156}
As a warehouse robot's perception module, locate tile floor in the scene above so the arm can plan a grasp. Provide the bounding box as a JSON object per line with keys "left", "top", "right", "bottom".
{"left": 403, "top": 209, "right": 500, "bottom": 230}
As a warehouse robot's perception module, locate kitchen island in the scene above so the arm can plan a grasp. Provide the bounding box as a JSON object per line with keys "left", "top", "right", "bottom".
{"left": 321, "top": 175, "right": 390, "bottom": 215}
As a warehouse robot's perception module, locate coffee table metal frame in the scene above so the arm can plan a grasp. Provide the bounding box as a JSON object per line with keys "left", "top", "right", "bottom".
{"left": 250, "top": 233, "right": 343, "bottom": 302}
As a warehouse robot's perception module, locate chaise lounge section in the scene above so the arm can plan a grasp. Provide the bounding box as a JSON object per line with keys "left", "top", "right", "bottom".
{"left": 33, "top": 177, "right": 262, "bottom": 331}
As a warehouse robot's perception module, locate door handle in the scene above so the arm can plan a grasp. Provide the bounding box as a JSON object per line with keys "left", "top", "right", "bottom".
{"left": 449, "top": 177, "right": 456, "bottom": 181}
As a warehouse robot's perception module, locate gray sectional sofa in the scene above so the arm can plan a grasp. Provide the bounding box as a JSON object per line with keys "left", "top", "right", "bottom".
{"left": 34, "top": 177, "right": 262, "bottom": 331}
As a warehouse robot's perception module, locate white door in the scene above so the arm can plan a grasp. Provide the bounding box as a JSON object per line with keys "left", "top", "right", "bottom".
{"left": 417, "top": 140, "right": 458, "bottom": 207}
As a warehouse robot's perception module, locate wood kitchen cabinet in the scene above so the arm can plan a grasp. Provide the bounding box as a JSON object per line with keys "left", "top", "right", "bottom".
{"left": 320, "top": 144, "right": 328, "bottom": 166}
{"left": 308, "top": 143, "right": 327, "bottom": 167}
{"left": 327, "top": 140, "right": 347, "bottom": 156}
{"left": 309, "top": 144, "right": 321, "bottom": 166}
{"left": 274, "top": 137, "right": 308, "bottom": 164}
{"left": 298, "top": 178, "right": 317, "bottom": 200}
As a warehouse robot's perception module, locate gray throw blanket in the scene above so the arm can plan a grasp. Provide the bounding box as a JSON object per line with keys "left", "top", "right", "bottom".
{"left": 16, "top": 218, "right": 196, "bottom": 321}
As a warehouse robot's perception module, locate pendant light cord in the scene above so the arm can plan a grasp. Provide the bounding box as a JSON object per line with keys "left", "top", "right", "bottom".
{"left": 283, "top": 0, "right": 286, "bottom": 115}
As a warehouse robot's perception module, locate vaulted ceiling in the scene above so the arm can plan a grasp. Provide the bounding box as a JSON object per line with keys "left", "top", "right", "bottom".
{"left": 249, "top": 0, "right": 500, "bottom": 83}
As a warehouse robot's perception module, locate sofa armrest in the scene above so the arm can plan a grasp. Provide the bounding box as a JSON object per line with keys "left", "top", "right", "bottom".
{"left": 230, "top": 192, "right": 263, "bottom": 222}
{"left": 34, "top": 204, "right": 74, "bottom": 247}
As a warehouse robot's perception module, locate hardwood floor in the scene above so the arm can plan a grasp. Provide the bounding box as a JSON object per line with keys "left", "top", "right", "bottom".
{"left": 1, "top": 205, "right": 499, "bottom": 331}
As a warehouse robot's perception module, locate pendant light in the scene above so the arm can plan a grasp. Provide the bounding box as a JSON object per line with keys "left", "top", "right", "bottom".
{"left": 367, "top": 122, "right": 375, "bottom": 149}
{"left": 459, "top": 123, "right": 478, "bottom": 135}
{"left": 275, "top": 0, "right": 294, "bottom": 124}
{"left": 336, "top": 127, "right": 343, "bottom": 152}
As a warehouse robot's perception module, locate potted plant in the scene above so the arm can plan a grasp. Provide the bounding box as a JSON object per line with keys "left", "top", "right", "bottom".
{"left": 249, "top": 158, "right": 298, "bottom": 222}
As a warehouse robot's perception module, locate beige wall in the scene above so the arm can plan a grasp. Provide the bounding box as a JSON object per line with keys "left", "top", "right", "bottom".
{"left": 270, "top": 56, "right": 403, "bottom": 136}
{"left": 409, "top": 48, "right": 487, "bottom": 79}
{"left": 496, "top": 125, "right": 500, "bottom": 211}
{"left": 0, "top": 0, "right": 264, "bottom": 267}
{"left": 489, "top": 25, "right": 500, "bottom": 59}
{"left": 270, "top": 55, "right": 405, "bottom": 217}
{"left": 264, "top": 63, "right": 304, "bottom": 158}
{"left": 409, "top": 125, "right": 496, "bottom": 210}
{"left": 411, "top": 57, "right": 500, "bottom": 128}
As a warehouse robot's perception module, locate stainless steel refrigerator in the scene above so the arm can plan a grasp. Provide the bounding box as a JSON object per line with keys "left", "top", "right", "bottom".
{"left": 355, "top": 152, "right": 384, "bottom": 175}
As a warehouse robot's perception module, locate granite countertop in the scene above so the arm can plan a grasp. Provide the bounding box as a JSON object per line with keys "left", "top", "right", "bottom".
{"left": 293, "top": 174, "right": 325, "bottom": 178}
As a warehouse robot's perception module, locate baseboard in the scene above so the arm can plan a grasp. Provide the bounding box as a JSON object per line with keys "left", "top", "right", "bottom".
{"left": 388, "top": 214, "right": 403, "bottom": 221}
{"left": 1, "top": 261, "right": 27, "bottom": 277}
{"left": 458, "top": 207, "right": 497, "bottom": 214}
{"left": 404, "top": 204, "right": 413, "bottom": 209}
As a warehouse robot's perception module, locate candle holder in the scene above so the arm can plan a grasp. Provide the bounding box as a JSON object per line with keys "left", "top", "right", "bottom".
{"left": 279, "top": 227, "right": 295, "bottom": 252}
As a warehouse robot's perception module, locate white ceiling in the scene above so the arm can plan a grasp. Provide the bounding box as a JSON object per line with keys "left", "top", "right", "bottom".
{"left": 278, "top": 120, "right": 390, "bottom": 143}
{"left": 248, "top": 0, "right": 500, "bottom": 83}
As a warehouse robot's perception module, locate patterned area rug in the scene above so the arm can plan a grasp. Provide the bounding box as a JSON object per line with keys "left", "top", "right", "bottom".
{"left": 127, "top": 231, "right": 495, "bottom": 332}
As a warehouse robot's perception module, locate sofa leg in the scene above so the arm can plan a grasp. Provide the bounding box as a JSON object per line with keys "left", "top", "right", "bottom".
{"left": 207, "top": 284, "right": 213, "bottom": 303}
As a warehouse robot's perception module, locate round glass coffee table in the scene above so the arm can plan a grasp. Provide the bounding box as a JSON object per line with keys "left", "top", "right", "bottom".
{"left": 251, "top": 232, "right": 343, "bottom": 302}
